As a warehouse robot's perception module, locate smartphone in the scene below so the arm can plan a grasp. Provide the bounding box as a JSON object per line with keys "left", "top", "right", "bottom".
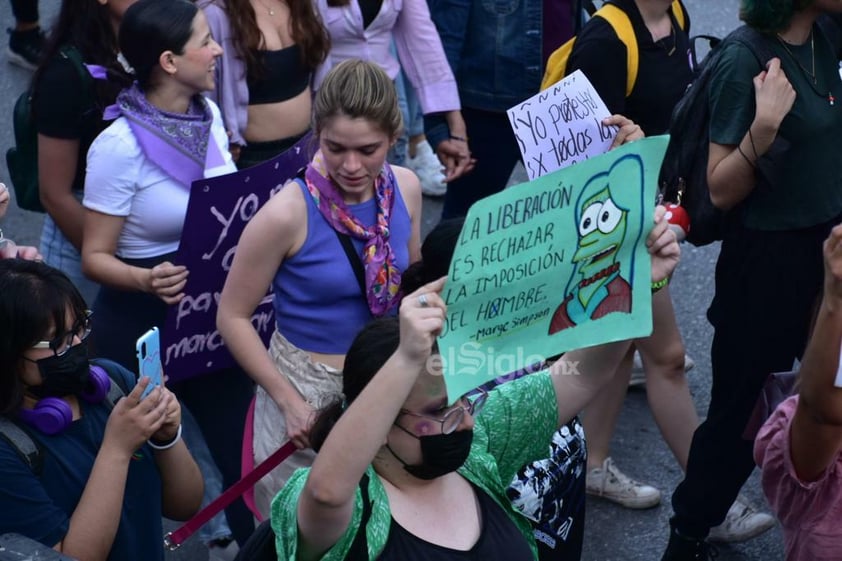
{"left": 136, "top": 327, "right": 163, "bottom": 400}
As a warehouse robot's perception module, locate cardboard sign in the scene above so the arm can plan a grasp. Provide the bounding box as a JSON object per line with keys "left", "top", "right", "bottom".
{"left": 437, "top": 136, "right": 669, "bottom": 402}
{"left": 508, "top": 70, "right": 616, "bottom": 180}
{"left": 162, "top": 136, "right": 313, "bottom": 381}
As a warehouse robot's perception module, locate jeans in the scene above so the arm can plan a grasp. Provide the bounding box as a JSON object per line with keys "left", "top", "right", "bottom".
{"left": 441, "top": 107, "right": 522, "bottom": 219}
{"left": 181, "top": 406, "right": 233, "bottom": 544}
{"left": 40, "top": 212, "right": 99, "bottom": 306}
{"left": 670, "top": 218, "right": 837, "bottom": 538}
{"left": 388, "top": 72, "right": 409, "bottom": 167}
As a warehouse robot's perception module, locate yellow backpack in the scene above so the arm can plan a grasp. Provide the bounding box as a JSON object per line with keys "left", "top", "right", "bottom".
{"left": 541, "top": 0, "right": 686, "bottom": 93}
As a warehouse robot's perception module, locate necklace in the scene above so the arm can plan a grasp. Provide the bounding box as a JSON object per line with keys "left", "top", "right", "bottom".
{"left": 256, "top": 0, "right": 276, "bottom": 16}
{"left": 776, "top": 31, "right": 835, "bottom": 106}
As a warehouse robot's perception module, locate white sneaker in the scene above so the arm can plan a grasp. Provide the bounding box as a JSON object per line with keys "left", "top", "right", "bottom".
{"left": 586, "top": 457, "right": 661, "bottom": 509}
{"left": 708, "top": 495, "right": 776, "bottom": 543}
{"left": 406, "top": 141, "right": 447, "bottom": 197}
{"left": 629, "top": 351, "right": 696, "bottom": 388}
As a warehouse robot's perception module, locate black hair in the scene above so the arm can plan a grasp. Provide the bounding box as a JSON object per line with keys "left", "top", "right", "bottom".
{"left": 119, "top": 0, "right": 198, "bottom": 89}
{"left": 400, "top": 217, "right": 465, "bottom": 295}
{"left": 31, "top": 0, "right": 133, "bottom": 121}
{"left": 0, "top": 260, "right": 87, "bottom": 415}
{"left": 309, "top": 317, "right": 401, "bottom": 452}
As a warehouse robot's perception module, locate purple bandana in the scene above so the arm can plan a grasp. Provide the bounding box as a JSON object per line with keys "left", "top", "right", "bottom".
{"left": 304, "top": 150, "right": 402, "bottom": 317}
{"left": 103, "top": 82, "right": 225, "bottom": 188}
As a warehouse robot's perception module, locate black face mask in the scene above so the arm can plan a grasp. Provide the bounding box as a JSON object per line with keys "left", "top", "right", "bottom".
{"left": 388, "top": 429, "right": 473, "bottom": 480}
{"left": 28, "top": 342, "right": 91, "bottom": 398}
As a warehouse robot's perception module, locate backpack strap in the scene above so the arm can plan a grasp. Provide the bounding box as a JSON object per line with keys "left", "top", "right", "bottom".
{"left": 347, "top": 473, "right": 373, "bottom": 560}
{"left": 540, "top": 3, "right": 637, "bottom": 94}
{"left": 594, "top": 4, "right": 638, "bottom": 97}
{"left": 727, "top": 26, "right": 777, "bottom": 71}
{"left": 671, "top": 0, "right": 686, "bottom": 32}
{"left": 58, "top": 45, "right": 94, "bottom": 92}
{"left": 0, "top": 417, "right": 43, "bottom": 475}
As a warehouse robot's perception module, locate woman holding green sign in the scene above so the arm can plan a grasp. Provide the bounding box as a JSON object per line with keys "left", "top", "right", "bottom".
{"left": 269, "top": 205, "right": 679, "bottom": 561}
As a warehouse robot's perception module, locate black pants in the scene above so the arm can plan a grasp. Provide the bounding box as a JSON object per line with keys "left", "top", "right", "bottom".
{"left": 670, "top": 218, "right": 837, "bottom": 538}
{"left": 10, "top": 0, "right": 38, "bottom": 23}
{"left": 237, "top": 134, "right": 307, "bottom": 171}
{"left": 441, "top": 106, "right": 522, "bottom": 219}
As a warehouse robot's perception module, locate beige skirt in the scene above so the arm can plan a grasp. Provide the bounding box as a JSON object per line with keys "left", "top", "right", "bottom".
{"left": 252, "top": 330, "right": 343, "bottom": 519}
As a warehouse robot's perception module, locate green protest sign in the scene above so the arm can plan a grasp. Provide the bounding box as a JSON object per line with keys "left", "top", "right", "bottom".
{"left": 437, "top": 135, "right": 669, "bottom": 402}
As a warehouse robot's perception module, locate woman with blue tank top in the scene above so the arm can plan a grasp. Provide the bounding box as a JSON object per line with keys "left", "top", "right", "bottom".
{"left": 217, "top": 59, "right": 422, "bottom": 519}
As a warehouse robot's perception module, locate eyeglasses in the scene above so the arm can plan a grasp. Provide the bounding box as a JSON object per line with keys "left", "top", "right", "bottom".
{"left": 32, "top": 310, "right": 93, "bottom": 356}
{"left": 398, "top": 389, "right": 489, "bottom": 435}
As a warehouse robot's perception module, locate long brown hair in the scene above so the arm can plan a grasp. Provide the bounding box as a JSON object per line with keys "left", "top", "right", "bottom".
{"left": 214, "top": 0, "right": 330, "bottom": 79}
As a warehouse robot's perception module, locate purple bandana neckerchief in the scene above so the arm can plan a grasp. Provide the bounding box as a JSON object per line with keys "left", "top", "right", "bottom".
{"left": 304, "top": 150, "right": 401, "bottom": 317}
{"left": 103, "top": 82, "right": 225, "bottom": 188}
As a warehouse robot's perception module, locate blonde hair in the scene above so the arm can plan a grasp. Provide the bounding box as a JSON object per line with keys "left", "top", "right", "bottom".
{"left": 313, "top": 59, "right": 403, "bottom": 139}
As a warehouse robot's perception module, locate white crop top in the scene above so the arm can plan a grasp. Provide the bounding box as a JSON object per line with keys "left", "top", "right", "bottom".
{"left": 83, "top": 100, "right": 235, "bottom": 259}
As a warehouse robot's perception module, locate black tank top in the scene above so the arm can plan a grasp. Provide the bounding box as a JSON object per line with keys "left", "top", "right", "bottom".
{"left": 377, "top": 484, "right": 534, "bottom": 560}
{"left": 247, "top": 44, "right": 310, "bottom": 105}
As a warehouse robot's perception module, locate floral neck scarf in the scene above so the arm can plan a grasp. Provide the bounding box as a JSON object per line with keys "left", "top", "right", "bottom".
{"left": 304, "top": 150, "right": 401, "bottom": 316}
{"left": 103, "top": 82, "right": 225, "bottom": 188}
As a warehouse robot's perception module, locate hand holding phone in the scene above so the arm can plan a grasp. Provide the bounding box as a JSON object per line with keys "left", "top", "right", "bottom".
{"left": 136, "top": 327, "right": 163, "bottom": 400}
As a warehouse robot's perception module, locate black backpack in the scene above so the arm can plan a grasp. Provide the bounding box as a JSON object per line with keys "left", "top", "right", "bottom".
{"left": 659, "top": 26, "right": 778, "bottom": 247}
{"left": 660, "top": 18, "right": 842, "bottom": 246}
{"left": 5, "top": 45, "right": 94, "bottom": 214}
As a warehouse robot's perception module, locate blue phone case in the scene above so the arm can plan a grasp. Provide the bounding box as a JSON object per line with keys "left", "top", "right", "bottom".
{"left": 136, "top": 327, "right": 163, "bottom": 399}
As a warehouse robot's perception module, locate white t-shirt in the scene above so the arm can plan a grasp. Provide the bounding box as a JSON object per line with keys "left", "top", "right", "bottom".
{"left": 83, "top": 100, "right": 235, "bottom": 259}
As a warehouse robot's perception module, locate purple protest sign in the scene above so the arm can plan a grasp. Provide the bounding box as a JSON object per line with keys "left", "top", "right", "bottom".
{"left": 162, "top": 135, "right": 313, "bottom": 381}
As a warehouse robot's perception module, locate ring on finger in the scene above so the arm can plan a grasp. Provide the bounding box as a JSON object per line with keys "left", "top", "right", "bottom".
{"left": 418, "top": 293, "right": 429, "bottom": 308}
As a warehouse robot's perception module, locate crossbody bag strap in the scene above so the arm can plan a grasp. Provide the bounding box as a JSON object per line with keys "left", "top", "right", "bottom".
{"left": 334, "top": 230, "right": 368, "bottom": 299}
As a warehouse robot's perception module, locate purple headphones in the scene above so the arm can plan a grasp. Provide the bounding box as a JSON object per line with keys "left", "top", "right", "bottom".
{"left": 17, "top": 365, "right": 112, "bottom": 435}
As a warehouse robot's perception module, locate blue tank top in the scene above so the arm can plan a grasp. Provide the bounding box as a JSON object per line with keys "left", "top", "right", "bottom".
{"left": 272, "top": 178, "right": 412, "bottom": 354}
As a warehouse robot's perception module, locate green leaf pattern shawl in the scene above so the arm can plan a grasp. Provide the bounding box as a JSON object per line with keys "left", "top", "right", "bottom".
{"left": 271, "top": 372, "right": 560, "bottom": 560}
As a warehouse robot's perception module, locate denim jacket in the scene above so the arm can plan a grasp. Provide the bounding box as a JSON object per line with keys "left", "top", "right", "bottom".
{"left": 429, "top": 0, "right": 543, "bottom": 111}
{"left": 424, "top": 0, "right": 544, "bottom": 147}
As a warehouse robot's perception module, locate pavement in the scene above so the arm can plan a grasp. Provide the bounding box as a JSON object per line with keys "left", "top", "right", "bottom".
{"left": 0, "top": 0, "right": 784, "bottom": 559}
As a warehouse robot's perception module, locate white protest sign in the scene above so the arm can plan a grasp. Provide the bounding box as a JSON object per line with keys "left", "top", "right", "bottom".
{"left": 507, "top": 69, "right": 616, "bottom": 180}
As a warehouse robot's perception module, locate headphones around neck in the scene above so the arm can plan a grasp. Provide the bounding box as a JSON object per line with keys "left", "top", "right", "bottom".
{"left": 17, "top": 365, "right": 112, "bottom": 435}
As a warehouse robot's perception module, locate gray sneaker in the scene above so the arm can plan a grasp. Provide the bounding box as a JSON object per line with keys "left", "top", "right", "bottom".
{"left": 708, "top": 494, "right": 776, "bottom": 543}
{"left": 586, "top": 457, "right": 661, "bottom": 509}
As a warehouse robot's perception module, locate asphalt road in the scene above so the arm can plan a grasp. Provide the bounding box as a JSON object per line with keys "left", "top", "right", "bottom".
{"left": 0, "top": 1, "right": 784, "bottom": 559}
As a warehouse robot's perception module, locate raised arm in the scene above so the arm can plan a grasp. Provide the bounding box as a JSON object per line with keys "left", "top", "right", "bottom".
{"left": 707, "top": 57, "right": 794, "bottom": 211}
{"left": 789, "top": 224, "right": 842, "bottom": 482}
{"left": 549, "top": 206, "right": 680, "bottom": 426}
{"left": 296, "top": 279, "right": 446, "bottom": 561}
{"left": 216, "top": 183, "right": 314, "bottom": 447}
